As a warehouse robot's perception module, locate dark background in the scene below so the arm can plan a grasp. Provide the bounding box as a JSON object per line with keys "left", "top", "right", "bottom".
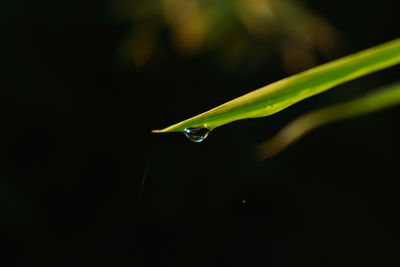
{"left": 2, "top": 0, "right": 400, "bottom": 266}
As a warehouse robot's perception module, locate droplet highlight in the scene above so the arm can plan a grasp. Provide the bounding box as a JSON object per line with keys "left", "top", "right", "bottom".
{"left": 184, "top": 127, "right": 210, "bottom": 143}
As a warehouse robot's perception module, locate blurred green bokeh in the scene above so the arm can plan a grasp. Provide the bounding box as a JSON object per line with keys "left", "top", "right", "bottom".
{"left": 113, "top": 0, "right": 341, "bottom": 73}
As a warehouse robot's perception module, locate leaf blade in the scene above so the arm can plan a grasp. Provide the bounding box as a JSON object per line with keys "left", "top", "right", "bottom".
{"left": 153, "top": 38, "right": 400, "bottom": 133}
{"left": 256, "top": 81, "right": 400, "bottom": 159}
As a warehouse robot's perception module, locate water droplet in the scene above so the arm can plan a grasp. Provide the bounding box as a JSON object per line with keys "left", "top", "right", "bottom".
{"left": 184, "top": 127, "right": 210, "bottom": 143}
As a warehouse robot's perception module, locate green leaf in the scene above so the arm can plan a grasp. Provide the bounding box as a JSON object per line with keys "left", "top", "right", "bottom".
{"left": 256, "top": 81, "right": 400, "bottom": 159}
{"left": 152, "top": 38, "right": 400, "bottom": 133}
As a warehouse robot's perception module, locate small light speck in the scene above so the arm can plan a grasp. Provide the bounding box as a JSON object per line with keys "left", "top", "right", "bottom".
{"left": 241, "top": 199, "right": 247, "bottom": 204}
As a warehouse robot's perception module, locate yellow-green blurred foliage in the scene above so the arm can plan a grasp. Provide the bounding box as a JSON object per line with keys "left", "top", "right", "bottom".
{"left": 112, "top": 0, "right": 341, "bottom": 72}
